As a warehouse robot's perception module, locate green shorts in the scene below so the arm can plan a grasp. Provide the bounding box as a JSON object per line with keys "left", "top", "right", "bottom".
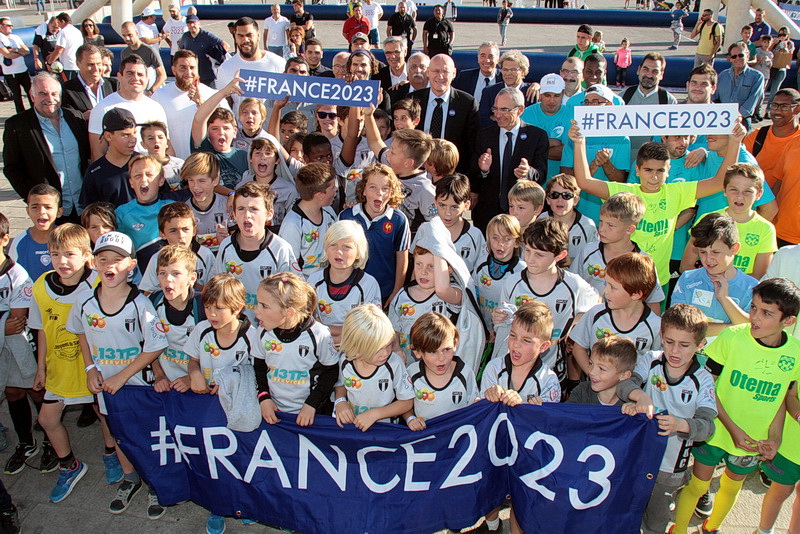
{"left": 692, "top": 442, "right": 760, "bottom": 475}
{"left": 762, "top": 453, "right": 800, "bottom": 486}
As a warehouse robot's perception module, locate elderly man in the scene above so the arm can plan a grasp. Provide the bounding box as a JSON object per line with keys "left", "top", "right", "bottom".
{"left": 422, "top": 5, "right": 454, "bottom": 57}
{"left": 375, "top": 36, "right": 407, "bottom": 89}
{"left": 47, "top": 13, "right": 84, "bottom": 80}
{"left": 415, "top": 54, "right": 479, "bottom": 173}
{"left": 61, "top": 44, "right": 119, "bottom": 119}
{"left": 3, "top": 73, "right": 89, "bottom": 220}
{"left": 714, "top": 43, "right": 763, "bottom": 131}
{"left": 388, "top": 51, "right": 428, "bottom": 101}
{"left": 162, "top": 4, "right": 188, "bottom": 56}
{"left": 521, "top": 73, "right": 570, "bottom": 181}
{"left": 473, "top": 87, "right": 549, "bottom": 229}
{"left": 386, "top": 1, "right": 416, "bottom": 56}
{"left": 559, "top": 57, "right": 583, "bottom": 104}
{"left": 453, "top": 41, "right": 501, "bottom": 104}
{"left": 178, "top": 15, "right": 228, "bottom": 87}
{"left": 479, "top": 49, "right": 533, "bottom": 127}
{"left": 0, "top": 18, "right": 31, "bottom": 114}
{"left": 120, "top": 21, "right": 167, "bottom": 95}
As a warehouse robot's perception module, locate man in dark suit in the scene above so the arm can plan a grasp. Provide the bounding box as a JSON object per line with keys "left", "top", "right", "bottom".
{"left": 478, "top": 50, "right": 537, "bottom": 128}
{"left": 387, "top": 51, "right": 430, "bottom": 103}
{"left": 61, "top": 43, "right": 118, "bottom": 119}
{"left": 472, "top": 87, "right": 548, "bottom": 230}
{"left": 3, "top": 72, "right": 90, "bottom": 222}
{"left": 374, "top": 36, "right": 407, "bottom": 90}
{"left": 415, "top": 54, "right": 479, "bottom": 174}
{"left": 453, "top": 42, "right": 501, "bottom": 104}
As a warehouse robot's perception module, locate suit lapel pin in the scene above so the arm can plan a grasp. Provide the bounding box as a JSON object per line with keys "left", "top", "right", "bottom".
{"left": 448, "top": 109, "right": 456, "bottom": 116}
{"left": 520, "top": 133, "right": 527, "bottom": 140}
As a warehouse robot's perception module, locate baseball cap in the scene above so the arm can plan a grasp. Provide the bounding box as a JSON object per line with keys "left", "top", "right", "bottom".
{"left": 540, "top": 73, "right": 565, "bottom": 94}
{"left": 168, "top": 3, "right": 178, "bottom": 9}
{"left": 141, "top": 7, "right": 155, "bottom": 17}
{"left": 577, "top": 24, "right": 593, "bottom": 36}
{"left": 351, "top": 32, "right": 368, "bottom": 43}
{"left": 186, "top": 14, "right": 199, "bottom": 22}
{"left": 102, "top": 108, "right": 137, "bottom": 132}
{"left": 94, "top": 232, "right": 135, "bottom": 258}
{"left": 585, "top": 84, "right": 615, "bottom": 103}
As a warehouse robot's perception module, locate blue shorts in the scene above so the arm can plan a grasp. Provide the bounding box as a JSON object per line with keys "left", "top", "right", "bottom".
{"left": 368, "top": 28, "right": 379, "bottom": 45}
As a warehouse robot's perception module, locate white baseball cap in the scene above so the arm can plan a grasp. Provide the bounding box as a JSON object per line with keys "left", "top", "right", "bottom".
{"left": 585, "top": 84, "right": 615, "bottom": 103}
{"left": 540, "top": 73, "right": 565, "bottom": 94}
{"left": 94, "top": 232, "right": 135, "bottom": 258}
{"left": 141, "top": 7, "right": 156, "bottom": 17}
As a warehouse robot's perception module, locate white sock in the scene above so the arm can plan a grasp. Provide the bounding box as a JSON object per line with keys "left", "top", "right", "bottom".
{"left": 485, "top": 518, "right": 500, "bottom": 531}
{"left": 757, "top": 527, "right": 773, "bottom": 534}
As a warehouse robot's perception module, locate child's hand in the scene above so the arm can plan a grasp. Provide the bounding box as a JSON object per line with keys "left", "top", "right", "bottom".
{"left": 171, "top": 376, "right": 192, "bottom": 393}
{"left": 33, "top": 370, "right": 45, "bottom": 391}
{"left": 484, "top": 385, "right": 506, "bottom": 403}
{"left": 296, "top": 403, "right": 316, "bottom": 427}
{"left": 683, "top": 147, "right": 707, "bottom": 168}
{"left": 656, "top": 414, "right": 690, "bottom": 436}
{"left": 4, "top": 316, "right": 25, "bottom": 335}
{"left": 710, "top": 273, "right": 729, "bottom": 299}
{"left": 526, "top": 395, "right": 543, "bottom": 406}
{"left": 731, "top": 120, "right": 747, "bottom": 142}
{"left": 274, "top": 94, "right": 290, "bottom": 110}
{"left": 408, "top": 417, "right": 427, "bottom": 431}
{"left": 101, "top": 373, "right": 127, "bottom": 395}
{"left": 335, "top": 401, "right": 356, "bottom": 428}
{"left": 492, "top": 307, "right": 509, "bottom": 325}
{"left": 621, "top": 402, "right": 638, "bottom": 416}
{"left": 87, "top": 368, "right": 103, "bottom": 394}
{"left": 190, "top": 373, "right": 210, "bottom": 394}
{"left": 729, "top": 426, "right": 759, "bottom": 453}
{"left": 501, "top": 389, "right": 523, "bottom": 407}
{"left": 153, "top": 376, "right": 171, "bottom": 393}
{"left": 209, "top": 383, "right": 220, "bottom": 395}
{"left": 216, "top": 224, "right": 230, "bottom": 243}
{"left": 757, "top": 439, "right": 780, "bottom": 461}
{"left": 567, "top": 120, "right": 584, "bottom": 144}
{"left": 354, "top": 410, "right": 381, "bottom": 432}
{"left": 260, "top": 398, "right": 281, "bottom": 424}
{"left": 634, "top": 392, "right": 655, "bottom": 419}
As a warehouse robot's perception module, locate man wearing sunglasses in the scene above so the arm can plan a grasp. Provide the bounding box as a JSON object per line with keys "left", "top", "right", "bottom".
{"left": 714, "top": 43, "right": 764, "bottom": 131}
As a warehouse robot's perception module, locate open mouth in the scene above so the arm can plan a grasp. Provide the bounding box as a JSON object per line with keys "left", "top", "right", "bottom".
{"left": 104, "top": 271, "right": 115, "bottom": 281}
{"left": 242, "top": 221, "right": 254, "bottom": 232}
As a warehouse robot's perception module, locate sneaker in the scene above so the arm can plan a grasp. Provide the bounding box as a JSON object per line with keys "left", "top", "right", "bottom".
{"left": 50, "top": 460, "right": 88, "bottom": 503}
{"left": 147, "top": 488, "right": 166, "bottom": 520}
{"left": 4, "top": 440, "right": 39, "bottom": 475}
{"left": 700, "top": 519, "right": 720, "bottom": 534}
{"left": 103, "top": 451, "right": 124, "bottom": 484}
{"left": 0, "top": 505, "right": 21, "bottom": 534}
{"left": 760, "top": 469, "right": 773, "bottom": 488}
{"left": 695, "top": 490, "right": 713, "bottom": 518}
{"left": 0, "top": 424, "right": 8, "bottom": 452}
{"left": 241, "top": 519, "right": 255, "bottom": 525}
{"left": 668, "top": 46, "right": 677, "bottom": 50}
{"left": 109, "top": 478, "right": 142, "bottom": 514}
{"left": 77, "top": 405, "right": 98, "bottom": 428}
{"left": 39, "top": 442, "right": 58, "bottom": 473}
{"left": 207, "top": 513, "right": 226, "bottom": 534}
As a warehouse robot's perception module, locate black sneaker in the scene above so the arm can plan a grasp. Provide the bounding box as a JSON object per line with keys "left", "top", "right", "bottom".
{"left": 77, "top": 405, "right": 98, "bottom": 428}
{"left": 4, "top": 440, "right": 39, "bottom": 475}
{"left": 760, "top": 469, "right": 773, "bottom": 488}
{"left": 0, "top": 505, "right": 21, "bottom": 534}
{"left": 147, "top": 487, "right": 165, "bottom": 520}
{"left": 39, "top": 442, "right": 58, "bottom": 473}
{"left": 695, "top": 490, "right": 713, "bottom": 518}
{"left": 109, "top": 479, "right": 142, "bottom": 514}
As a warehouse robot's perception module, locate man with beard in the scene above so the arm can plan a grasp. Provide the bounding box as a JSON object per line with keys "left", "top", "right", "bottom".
{"left": 375, "top": 37, "right": 407, "bottom": 90}
{"left": 559, "top": 57, "right": 583, "bottom": 104}
{"left": 177, "top": 15, "right": 228, "bottom": 88}
{"left": 162, "top": 4, "right": 188, "bottom": 56}
{"left": 216, "top": 16, "right": 284, "bottom": 115}
{"left": 388, "top": 51, "right": 428, "bottom": 101}
{"left": 453, "top": 42, "right": 500, "bottom": 104}
{"left": 386, "top": 1, "right": 416, "bottom": 58}
{"left": 714, "top": 43, "right": 764, "bottom": 131}
{"left": 152, "top": 50, "right": 226, "bottom": 159}
{"left": 120, "top": 21, "right": 167, "bottom": 95}
{"left": 61, "top": 44, "right": 119, "bottom": 119}
{"left": 749, "top": 8, "right": 771, "bottom": 42}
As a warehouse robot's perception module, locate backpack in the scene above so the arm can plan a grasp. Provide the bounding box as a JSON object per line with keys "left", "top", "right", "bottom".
{"left": 621, "top": 85, "right": 671, "bottom": 105}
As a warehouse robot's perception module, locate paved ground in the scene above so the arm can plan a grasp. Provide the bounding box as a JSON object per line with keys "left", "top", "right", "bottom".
{"left": 0, "top": 0, "right": 795, "bottom": 532}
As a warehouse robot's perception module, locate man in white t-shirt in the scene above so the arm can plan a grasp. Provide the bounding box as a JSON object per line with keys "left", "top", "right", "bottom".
{"left": 88, "top": 55, "right": 168, "bottom": 160}
{"left": 0, "top": 17, "right": 31, "bottom": 114}
{"left": 162, "top": 4, "right": 188, "bottom": 56}
{"left": 136, "top": 7, "right": 163, "bottom": 46}
{"left": 262, "top": 4, "right": 290, "bottom": 58}
{"left": 47, "top": 12, "right": 84, "bottom": 79}
{"left": 362, "top": 0, "right": 384, "bottom": 47}
{"left": 152, "top": 50, "right": 226, "bottom": 160}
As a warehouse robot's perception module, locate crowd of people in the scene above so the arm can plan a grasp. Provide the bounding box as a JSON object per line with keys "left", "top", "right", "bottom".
{"left": 0, "top": 3, "right": 799, "bottom": 534}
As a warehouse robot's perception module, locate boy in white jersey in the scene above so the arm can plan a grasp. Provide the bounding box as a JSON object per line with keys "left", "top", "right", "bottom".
{"left": 182, "top": 152, "right": 230, "bottom": 252}
{"left": 334, "top": 304, "right": 414, "bottom": 430}
{"left": 279, "top": 162, "right": 338, "bottom": 278}
{"left": 66, "top": 232, "right": 168, "bottom": 516}
{"left": 405, "top": 312, "right": 478, "bottom": 428}
{"left": 140, "top": 122, "right": 184, "bottom": 191}
{"left": 621, "top": 304, "right": 716, "bottom": 534}
{"left": 480, "top": 301, "right": 561, "bottom": 534}
{"left": 493, "top": 218, "right": 599, "bottom": 382}
{"left": 214, "top": 182, "right": 300, "bottom": 323}
{"left": 140, "top": 203, "right": 217, "bottom": 294}
{"left": 149, "top": 245, "right": 204, "bottom": 393}
{"left": 570, "top": 253, "right": 661, "bottom": 387}
{"left": 570, "top": 192, "right": 665, "bottom": 313}
{"left": 566, "top": 336, "right": 636, "bottom": 405}
{"left": 539, "top": 173, "right": 597, "bottom": 266}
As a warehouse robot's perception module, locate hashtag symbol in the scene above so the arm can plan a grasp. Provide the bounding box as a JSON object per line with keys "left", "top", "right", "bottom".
{"left": 244, "top": 75, "right": 258, "bottom": 92}
{"left": 581, "top": 113, "right": 595, "bottom": 130}
{"left": 150, "top": 415, "right": 182, "bottom": 465}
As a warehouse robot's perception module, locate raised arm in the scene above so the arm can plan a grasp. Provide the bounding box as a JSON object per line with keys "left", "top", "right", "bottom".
{"left": 192, "top": 72, "right": 243, "bottom": 149}
{"left": 568, "top": 120, "right": 611, "bottom": 199}
{"left": 695, "top": 122, "right": 746, "bottom": 199}
{"left": 363, "top": 105, "right": 388, "bottom": 159}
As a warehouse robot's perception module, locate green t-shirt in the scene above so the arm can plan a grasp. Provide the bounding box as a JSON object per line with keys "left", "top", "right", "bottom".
{"left": 706, "top": 323, "right": 800, "bottom": 456}
{"left": 779, "top": 387, "right": 800, "bottom": 465}
{"left": 709, "top": 209, "right": 778, "bottom": 275}
{"left": 606, "top": 181, "right": 698, "bottom": 284}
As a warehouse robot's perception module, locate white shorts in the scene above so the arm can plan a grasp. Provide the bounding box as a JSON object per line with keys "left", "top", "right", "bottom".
{"left": 43, "top": 391, "right": 95, "bottom": 406}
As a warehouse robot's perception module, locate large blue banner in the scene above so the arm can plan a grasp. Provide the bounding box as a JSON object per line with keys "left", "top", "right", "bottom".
{"left": 239, "top": 69, "right": 380, "bottom": 107}
{"left": 105, "top": 387, "right": 666, "bottom": 534}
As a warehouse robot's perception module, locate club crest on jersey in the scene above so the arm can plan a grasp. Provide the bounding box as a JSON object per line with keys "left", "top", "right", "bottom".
{"left": 0, "top": 287, "right": 8, "bottom": 300}
{"left": 196, "top": 268, "right": 204, "bottom": 280}
{"left": 635, "top": 337, "right": 648, "bottom": 351}
{"left": 235, "top": 350, "right": 245, "bottom": 361}
{"left": 460, "top": 247, "right": 470, "bottom": 258}
{"left": 383, "top": 221, "right": 393, "bottom": 234}
{"left": 571, "top": 235, "right": 581, "bottom": 246}
{"left": 125, "top": 318, "right": 136, "bottom": 333}
{"left": 452, "top": 391, "right": 463, "bottom": 404}
{"left": 431, "top": 302, "right": 445, "bottom": 314}
{"left": 555, "top": 299, "right": 568, "bottom": 314}
{"left": 299, "top": 345, "right": 310, "bottom": 358}
{"left": 778, "top": 355, "right": 796, "bottom": 372}
{"left": 214, "top": 213, "right": 225, "bottom": 225}
{"left": 378, "top": 378, "right": 389, "bottom": 391}
{"left": 260, "top": 265, "right": 273, "bottom": 278}
{"left": 680, "top": 389, "right": 694, "bottom": 403}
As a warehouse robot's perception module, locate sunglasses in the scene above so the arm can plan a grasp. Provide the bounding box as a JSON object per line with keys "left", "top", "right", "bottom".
{"left": 547, "top": 191, "right": 576, "bottom": 200}
{"left": 729, "top": 53, "right": 746, "bottom": 59}
{"left": 317, "top": 111, "right": 337, "bottom": 119}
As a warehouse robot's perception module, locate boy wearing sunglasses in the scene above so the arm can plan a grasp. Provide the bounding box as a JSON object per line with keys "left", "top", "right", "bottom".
{"left": 540, "top": 173, "right": 597, "bottom": 266}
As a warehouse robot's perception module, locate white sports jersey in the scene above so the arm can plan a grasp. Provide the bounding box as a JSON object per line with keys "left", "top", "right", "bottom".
{"left": 472, "top": 254, "right": 526, "bottom": 328}
{"left": 150, "top": 291, "right": 205, "bottom": 382}
{"left": 256, "top": 319, "right": 338, "bottom": 414}
{"left": 139, "top": 244, "right": 217, "bottom": 293}
{"left": 308, "top": 268, "right": 382, "bottom": 329}
{"left": 538, "top": 211, "right": 598, "bottom": 261}
{"left": 338, "top": 352, "right": 415, "bottom": 422}
{"left": 407, "top": 356, "right": 478, "bottom": 421}
{"left": 480, "top": 354, "right": 561, "bottom": 404}
{"left": 642, "top": 352, "right": 717, "bottom": 473}
{"left": 214, "top": 231, "right": 300, "bottom": 322}
{"left": 66, "top": 285, "right": 168, "bottom": 386}
{"left": 0, "top": 260, "right": 32, "bottom": 313}
{"left": 570, "top": 303, "right": 662, "bottom": 360}
{"left": 235, "top": 171, "right": 299, "bottom": 228}
{"left": 184, "top": 318, "right": 265, "bottom": 383}
{"left": 498, "top": 269, "right": 599, "bottom": 379}
{"left": 190, "top": 194, "right": 230, "bottom": 252}
{"left": 398, "top": 170, "right": 437, "bottom": 234}
{"left": 388, "top": 284, "right": 462, "bottom": 362}
{"left": 278, "top": 204, "right": 337, "bottom": 278}
{"left": 569, "top": 241, "right": 665, "bottom": 304}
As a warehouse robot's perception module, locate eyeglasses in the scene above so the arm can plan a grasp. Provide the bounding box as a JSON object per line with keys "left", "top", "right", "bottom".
{"left": 83, "top": 23, "right": 95, "bottom": 27}
{"left": 729, "top": 53, "right": 746, "bottom": 59}
{"left": 547, "top": 191, "right": 576, "bottom": 200}
{"left": 770, "top": 102, "right": 797, "bottom": 111}
{"left": 491, "top": 106, "right": 519, "bottom": 113}
{"left": 317, "top": 111, "right": 337, "bottom": 119}
{"left": 560, "top": 69, "right": 579, "bottom": 76}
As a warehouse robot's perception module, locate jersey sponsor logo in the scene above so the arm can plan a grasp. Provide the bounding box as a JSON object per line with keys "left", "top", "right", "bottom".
{"left": 378, "top": 378, "right": 389, "bottom": 391}
{"left": 268, "top": 366, "right": 310, "bottom": 384}
{"left": 635, "top": 337, "right": 648, "bottom": 351}
{"left": 744, "top": 233, "right": 760, "bottom": 247}
{"left": 303, "top": 230, "right": 320, "bottom": 243}
{"left": 86, "top": 313, "right": 107, "bottom": 328}
{"left": 636, "top": 218, "right": 669, "bottom": 238}
{"left": 382, "top": 221, "right": 393, "bottom": 234}
{"left": 415, "top": 388, "right": 435, "bottom": 401}
{"left": 479, "top": 275, "right": 492, "bottom": 286}
{"left": 23, "top": 286, "right": 33, "bottom": 297}
{"left": 650, "top": 374, "right": 668, "bottom": 392}
{"left": 586, "top": 264, "right": 606, "bottom": 278}
{"left": 163, "top": 347, "right": 190, "bottom": 363}
{"left": 399, "top": 303, "right": 416, "bottom": 316}
{"left": 778, "top": 355, "right": 796, "bottom": 372}
{"left": 132, "top": 223, "right": 144, "bottom": 232}
{"left": 733, "top": 255, "right": 751, "bottom": 271}
{"left": 298, "top": 345, "right": 310, "bottom": 358}
{"left": 197, "top": 234, "right": 220, "bottom": 248}
{"left": 156, "top": 319, "right": 170, "bottom": 333}
{"left": 680, "top": 389, "right": 693, "bottom": 403}
{"left": 595, "top": 328, "right": 615, "bottom": 339}
{"left": 318, "top": 300, "right": 332, "bottom": 314}
{"left": 452, "top": 390, "right": 463, "bottom": 404}
{"left": 513, "top": 294, "right": 534, "bottom": 306}
{"left": 46, "top": 307, "right": 59, "bottom": 321}
{"left": 344, "top": 376, "right": 362, "bottom": 388}
{"left": 728, "top": 369, "right": 782, "bottom": 401}
{"left": 555, "top": 299, "right": 568, "bottom": 314}
{"left": 264, "top": 339, "right": 283, "bottom": 352}
{"left": 224, "top": 260, "right": 243, "bottom": 275}
{"left": 203, "top": 342, "right": 221, "bottom": 356}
